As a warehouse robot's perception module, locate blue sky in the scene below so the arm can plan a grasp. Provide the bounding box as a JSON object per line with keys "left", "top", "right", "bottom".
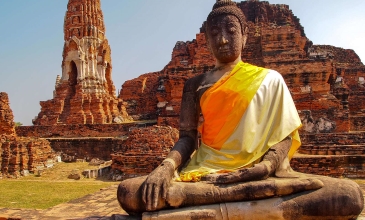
{"left": 0, "top": 0, "right": 364, "bottom": 125}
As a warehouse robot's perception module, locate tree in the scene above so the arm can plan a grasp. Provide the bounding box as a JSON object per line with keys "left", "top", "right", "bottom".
{"left": 15, "top": 122, "right": 23, "bottom": 127}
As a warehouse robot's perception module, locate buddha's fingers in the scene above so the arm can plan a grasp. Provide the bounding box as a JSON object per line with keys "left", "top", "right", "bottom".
{"left": 141, "top": 182, "right": 147, "bottom": 205}
{"left": 275, "top": 178, "right": 324, "bottom": 196}
{"left": 162, "top": 181, "right": 168, "bottom": 199}
{"left": 146, "top": 184, "right": 154, "bottom": 211}
{"left": 152, "top": 183, "right": 159, "bottom": 210}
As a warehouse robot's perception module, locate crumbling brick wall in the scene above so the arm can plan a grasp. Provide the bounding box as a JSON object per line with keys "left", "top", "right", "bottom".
{"left": 49, "top": 138, "right": 125, "bottom": 162}
{"left": 291, "top": 155, "right": 365, "bottom": 178}
{"left": 291, "top": 132, "right": 365, "bottom": 178}
{"left": 0, "top": 137, "right": 54, "bottom": 177}
{"left": 0, "top": 92, "right": 55, "bottom": 178}
{"left": 0, "top": 92, "right": 15, "bottom": 135}
{"left": 16, "top": 121, "right": 156, "bottom": 138}
{"left": 111, "top": 126, "right": 178, "bottom": 178}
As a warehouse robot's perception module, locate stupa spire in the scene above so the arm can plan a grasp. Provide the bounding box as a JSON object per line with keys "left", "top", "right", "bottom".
{"left": 64, "top": 0, "right": 105, "bottom": 41}
{"left": 33, "top": 0, "right": 132, "bottom": 125}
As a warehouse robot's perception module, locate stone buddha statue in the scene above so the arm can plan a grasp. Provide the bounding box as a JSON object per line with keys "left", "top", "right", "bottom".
{"left": 118, "top": 1, "right": 363, "bottom": 219}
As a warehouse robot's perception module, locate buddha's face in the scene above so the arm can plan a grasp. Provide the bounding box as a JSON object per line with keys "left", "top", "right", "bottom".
{"left": 206, "top": 15, "right": 246, "bottom": 63}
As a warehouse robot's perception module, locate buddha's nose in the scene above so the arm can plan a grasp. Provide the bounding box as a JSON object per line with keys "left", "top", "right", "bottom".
{"left": 219, "top": 35, "right": 229, "bottom": 45}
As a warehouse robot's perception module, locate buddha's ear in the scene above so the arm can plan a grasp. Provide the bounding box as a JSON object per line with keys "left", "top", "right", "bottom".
{"left": 205, "top": 33, "right": 213, "bottom": 54}
{"left": 242, "top": 26, "right": 248, "bottom": 51}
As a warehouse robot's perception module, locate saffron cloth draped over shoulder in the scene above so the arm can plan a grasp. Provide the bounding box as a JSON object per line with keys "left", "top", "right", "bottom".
{"left": 179, "top": 61, "right": 302, "bottom": 182}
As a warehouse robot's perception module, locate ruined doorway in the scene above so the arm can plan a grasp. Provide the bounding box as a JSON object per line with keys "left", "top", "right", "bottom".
{"left": 69, "top": 61, "right": 78, "bottom": 96}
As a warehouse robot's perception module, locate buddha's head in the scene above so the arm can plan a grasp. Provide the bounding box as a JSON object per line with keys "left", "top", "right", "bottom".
{"left": 206, "top": 0, "right": 248, "bottom": 63}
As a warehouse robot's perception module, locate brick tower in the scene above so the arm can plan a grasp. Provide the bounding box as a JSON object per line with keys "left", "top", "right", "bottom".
{"left": 34, "top": 0, "right": 130, "bottom": 125}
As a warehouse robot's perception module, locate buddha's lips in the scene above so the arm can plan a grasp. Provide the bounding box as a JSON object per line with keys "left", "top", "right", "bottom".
{"left": 219, "top": 49, "right": 230, "bottom": 53}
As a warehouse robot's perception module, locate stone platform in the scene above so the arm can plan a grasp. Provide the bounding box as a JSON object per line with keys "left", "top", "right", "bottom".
{"left": 1, "top": 181, "right": 365, "bottom": 220}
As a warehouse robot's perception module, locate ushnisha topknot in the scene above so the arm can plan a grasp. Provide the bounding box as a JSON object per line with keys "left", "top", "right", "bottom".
{"left": 206, "top": 0, "right": 246, "bottom": 33}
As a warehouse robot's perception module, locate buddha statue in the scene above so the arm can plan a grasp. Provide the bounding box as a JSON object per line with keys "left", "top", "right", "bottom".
{"left": 117, "top": 1, "right": 363, "bottom": 219}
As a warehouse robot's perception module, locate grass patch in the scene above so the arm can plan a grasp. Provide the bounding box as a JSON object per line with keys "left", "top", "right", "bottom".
{"left": 22, "top": 161, "right": 109, "bottom": 182}
{"left": 0, "top": 162, "right": 117, "bottom": 209}
{"left": 0, "top": 180, "right": 116, "bottom": 209}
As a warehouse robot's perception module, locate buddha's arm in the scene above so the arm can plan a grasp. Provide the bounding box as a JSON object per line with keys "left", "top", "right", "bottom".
{"left": 203, "top": 137, "right": 297, "bottom": 184}
{"left": 167, "top": 77, "right": 201, "bottom": 169}
{"left": 142, "top": 78, "right": 199, "bottom": 211}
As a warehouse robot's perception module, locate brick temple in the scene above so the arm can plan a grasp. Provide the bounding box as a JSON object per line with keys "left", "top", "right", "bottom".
{"left": 33, "top": 0, "right": 130, "bottom": 125}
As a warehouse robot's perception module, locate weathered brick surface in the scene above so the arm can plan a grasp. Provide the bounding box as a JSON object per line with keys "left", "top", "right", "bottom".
{"left": 289, "top": 133, "right": 365, "bottom": 178}
{"left": 157, "top": 116, "right": 180, "bottom": 129}
{"left": 119, "top": 72, "right": 160, "bottom": 120}
{"left": 111, "top": 126, "right": 178, "bottom": 178}
{"left": 291, "top": 155, "right": 365, "bottom": 178}
{"left": 16, "top": 121, "right": 156, "bottom": 138}
{"left": 291, "top": 156, "right": 346, "bottom": 178}
{"left": 349, "top": 90, "right": 365, "bottom": 131}
{"left": 300, "top": 133, "right": 365, "bottom": 147}
{"left": 33, "top": 0, "right": 132, "bottom": 126}
{"left": 1, "top": 137, "right": 54, "bottom": 176}
{"left": 0, "top": 93, "right": 15, "bottom": 136}
{"left": 49, "top": 138, "right": 125, "bottom": 162}
{"left": 0, "top": 136, "right": 55, "bottom": 179}
{"left": 0, "top": 94, "right": 54, "bottom": 178}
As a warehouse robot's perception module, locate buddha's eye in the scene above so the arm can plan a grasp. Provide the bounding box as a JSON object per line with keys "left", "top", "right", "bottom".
{"left": 210, "top": 28, "right": 219, "bottom": 36}
{"left": 227, "top": 24, "right": 237, "bottom": 34}
{"left": 228, "top": 27, "right": 236, "bottom": 33}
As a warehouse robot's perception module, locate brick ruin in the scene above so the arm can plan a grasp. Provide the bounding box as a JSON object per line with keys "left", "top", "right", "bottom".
{"left": 33, "top": 0, "right": 131, "bottom": 126}
{"left": 118, "top": 1, "right": 365, "bottom": 177}
{"left": 0, "top": 93, "right": 55, "bottom": 178}
{"left": 111, "top": 126, "right": 178, "bottom": 179}
{"left": 16, "top": 121, "right": 156, "bottom": 138}
{"left": 0, "top": 93, "right": 15, "bottom": 136}
{"left": 291, "top": 133, "right": 365, "bottom": 178}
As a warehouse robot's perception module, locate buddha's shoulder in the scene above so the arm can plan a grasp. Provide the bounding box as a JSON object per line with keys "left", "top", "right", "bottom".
{"left": 183, "top": 72, "right": 211, "bottom": 91}
{"left": 265, "top": 69, "right": 286, "bottom": 83}
{"left": 261, "top": 69, "right": 290, "bottom": 90}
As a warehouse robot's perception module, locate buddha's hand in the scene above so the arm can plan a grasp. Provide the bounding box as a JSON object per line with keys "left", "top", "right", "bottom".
{"left": 202, "top": 169, "right": 250, "bottom": 184}
{"left": 202, "top": 162, "right": 271, "bottom": 184}
{"left": 141, "top": 160, "right": 175, "bottom": 211}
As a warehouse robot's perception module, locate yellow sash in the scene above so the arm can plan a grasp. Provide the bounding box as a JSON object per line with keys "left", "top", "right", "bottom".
{"left": 199, "top": 61, "right": 269, "bottom": 150}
